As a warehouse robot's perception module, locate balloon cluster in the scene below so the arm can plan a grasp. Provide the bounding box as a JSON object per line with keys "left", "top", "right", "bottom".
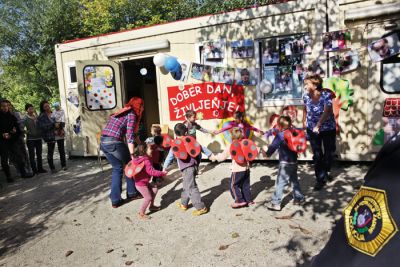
{"left": 153, "top": 53, "right": 182, "bottom": 80}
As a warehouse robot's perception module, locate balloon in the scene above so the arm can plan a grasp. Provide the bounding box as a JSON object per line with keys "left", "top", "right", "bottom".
{"left": 164, "top": 57, "right": 180, "bottom": 72}
{"left": 259, "top": 80, "right": 273, "bottom": 94}
{"left": 153, "top": 53, "right": 167, "bottom": 67}
{"left": 159, "top": 66, "right": 169, "bottom": 75}
{"left": 171, "top": 67, "right": 182, "bottom": 80}
{"left": 139, "top": 68, "right": 147, "bottom": 76}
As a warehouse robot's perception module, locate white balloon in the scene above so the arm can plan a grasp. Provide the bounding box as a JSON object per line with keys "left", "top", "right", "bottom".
{"left": 153, "top": 53, "right": 167, "bottom": 67}
{"left": 259, "top": 80, "right": 273, "bottom": 94}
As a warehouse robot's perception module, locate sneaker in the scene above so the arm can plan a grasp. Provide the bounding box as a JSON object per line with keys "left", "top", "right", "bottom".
{"left": 313, "top": 181, "right": 326, "bottom": 191}
{"left": 266, "top": 202, "right": 281, "bottom": 211}
{"left": 126, "top": 194, "right": 143, "bottom": 202}
{"left": 149, "top": 205, "right": 161, "bottom": 212}
{"left": 231, "top": 202, "right": 248, "bottom": 209}
{"left": 111, "top": 199, "right": 124, "bottom": 208}
{"left": 293, "top": 198, "right": 305, "bottom": 205}
{"left": 192, "top": 207, "right": 208, "bottom": 216}
{"left": 176, "top": 201, "right": 188, "bottom": 211}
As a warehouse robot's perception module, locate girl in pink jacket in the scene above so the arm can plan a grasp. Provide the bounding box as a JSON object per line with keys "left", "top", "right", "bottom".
{"left": 132, "top": 144, "right": 167, "bottom": 219}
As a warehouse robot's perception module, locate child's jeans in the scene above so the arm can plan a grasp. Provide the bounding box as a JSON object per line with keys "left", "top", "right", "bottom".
{"left": 136, "top": 184, "right": 158, "bottom": 214}
{"left": 181, "top": 166, "right": 205, "bottom": 210}
{"left": 230, "top": 170, "right": 251, "bottom": 203}
{"left": 271, "top": 162, "right": 304, "bottom": 205}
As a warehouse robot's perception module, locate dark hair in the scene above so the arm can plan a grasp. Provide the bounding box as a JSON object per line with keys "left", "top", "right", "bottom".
{"left": 154, "top": 135, "right": 163, "bottom": 146}
{"left": 133, "top": 143, "right": 148, "bottom": 157}
{"left": 25, "top": 103, "right": 33, "bottom": 111}
{"left": 278, "top": 115, "right": 292, "bottom": 128}
{"left": 174, "top": 123, "right": 187, "bottom": 137}
{"left": 39, "top": 100, "right": 49, "bottom": 114}
{"left": 185, "top": 110, "right": 196, "bottom": 119}
{"left": 0, "top": 99, "right": 10, "bottom": 105}
{"left": 304, "top": 74, "right": 323, "bottom": 90}
{"left": 233, "top": 111, "right": 244, "bottom": 120}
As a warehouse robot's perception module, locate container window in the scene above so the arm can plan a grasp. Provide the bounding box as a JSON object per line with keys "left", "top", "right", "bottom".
{"left": 83, "top": 65, "right": 117, "bottom": 111}
{"left": 69, "top": 66, "right": 77, "bottom": 83}
{"left": 380, "top": 55, "right": 400, "bottom": 94}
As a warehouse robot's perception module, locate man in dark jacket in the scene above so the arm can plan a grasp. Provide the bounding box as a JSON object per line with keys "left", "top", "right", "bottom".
{"left": 0, "top": 100, "right": 33, "bottom": 182}
{"left": 310, "top": 132, "right": 400, "bottom": 266}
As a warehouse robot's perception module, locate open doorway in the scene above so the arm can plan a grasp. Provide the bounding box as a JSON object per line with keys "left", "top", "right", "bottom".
{"left": 122, "top": 57, "right": 160, "bottom": 141}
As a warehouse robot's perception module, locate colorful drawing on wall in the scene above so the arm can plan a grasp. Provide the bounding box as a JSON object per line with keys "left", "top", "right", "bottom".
{"left": 373, "top": 128, "right": 384, "bottom": 146}
{"left": 231, "top": 39, "right": 254, "bottom": 59}
{"left": 202, "top": 39, "right": 226, "bottom": 61}
{"left": 383, "top": 98, "right": 400, "bottom": 117}
{"left": 177, "top": 59, "right": 191, "bottom": 82}
{"left": 218, "top": 117, "right": 254, "bottom": 144}
{"left": 211, "top": 67, "right": 235, "bottom": 84}
{"left": 190, "top": 63, "right": 213, "bottom": 81}
{"left": 323, "top": 77, "right": 354, "bottom": 110}
{"left": 323, "top": 30, "right": 351, "bottom": 52}
{"left": 262, "top": 38, "right": 280, "bottom": 64}
{"left": 235, "top": 67, "right": 258, "bottom": 86}
{"left": 83, "top": 65, "right": 116, "bottom": 110}
{"left": 368, "top": 32, "right": 400, "bottom": 62}
{"left": 331, "top": 50, "right": 360, "bottom": 75}
{"left": 73, "top": 116, "right": 81, "bottom": 135}
{"left": 167, "top": 82, "right": 245, "bottom": 121}
{"left": 67, "top": 90, "right": 79, "bottom": 108}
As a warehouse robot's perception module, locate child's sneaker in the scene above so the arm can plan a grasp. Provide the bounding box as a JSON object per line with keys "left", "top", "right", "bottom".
{"left": 293, "top": 198, "right": 305, "bottom": 205}
{"left": 192, "top": 207, "right": 208, "bottom": 216}
{"left": 266, "top": 202, "right": 281, "bottom": 211}
{"left": 176, "top": 201, "right": 188, "bottom": 211}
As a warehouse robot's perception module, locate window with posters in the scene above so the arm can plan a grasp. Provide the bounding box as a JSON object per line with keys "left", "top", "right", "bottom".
{"left": 379, "top": 31, "right": 400, "bottom": 94}
{"left": 258, "top": 33, "right": 314, "bottom": 106}
{"left": 83, "top": 65, "right": 117, "bottom": 111}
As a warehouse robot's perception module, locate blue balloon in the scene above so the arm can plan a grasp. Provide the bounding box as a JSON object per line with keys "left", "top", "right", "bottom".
{"left": 164, "top": 57, "right": 179, "bottom": 72}
{"left": 171, "top": 66, "right": 182, "bottom": 80}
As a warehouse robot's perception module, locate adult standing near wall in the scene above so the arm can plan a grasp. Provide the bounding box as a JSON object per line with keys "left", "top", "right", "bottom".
{"left": 302, "top": 74, "right": 337, "bottom": 191}
{"left": 24, "top": 103, "right": 47, "bottom": 175}
{"left": 0, "top": 100, "right": 33, "bottom": 182}
{"left": 37, "top": 100, "right": 57, "bottom": 174}
{"left": 100, "top": 97, "right": 144, "bottom": 208}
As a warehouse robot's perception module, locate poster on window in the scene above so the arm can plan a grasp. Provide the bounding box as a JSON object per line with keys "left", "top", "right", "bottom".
{"left": 323, "top": 30, "right": 351, "bottom": 52}
{"left": 167, "top": 82, "right": 245, "bottom": 121}
{"left": 190, "top": 63, "right": 213, "bottom": 82}
{"left": 368, "top": 32, "right": 400, "bottom": 62}
{"left": 231, "top": 39, "right": 254, "bottom": 59}
{"left": 235, "top": 67, "right": 258, "bottom": 86}
{"left": 84, "top": 66, "right": 116, "bottom": 110}
{"left": 262, "top": 39, "right": 280, "bottom": 64}
{"left": 331, "top": 50, "right": 360, "bottom": 75}
{"left": 211, "top": 67, "right": 235, "bottom": 84}
{"left": 177, "top": 59, "right": 191, "bottom": 82}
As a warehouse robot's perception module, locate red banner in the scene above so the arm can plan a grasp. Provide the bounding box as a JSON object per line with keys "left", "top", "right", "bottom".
{"left": 167, "top": 82, "right": 245, "bottom": 121}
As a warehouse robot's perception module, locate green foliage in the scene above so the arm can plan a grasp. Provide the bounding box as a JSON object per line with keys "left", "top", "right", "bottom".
{"left": 0, "top": 0, "right": 287, "bottom": 111}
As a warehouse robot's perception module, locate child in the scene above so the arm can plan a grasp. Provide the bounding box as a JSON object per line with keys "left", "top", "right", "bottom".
{"left": 183, "top": 110, "right": 214, "bottom": 159}
{"left": 214, "top": 110, "right": 264, "bottom": 136}
{"left": 145, "top": 125, "right": 165, "bottom": 187}
{"left": 163, "top": 123, "right": 208, "bottom": 216}
{"left": 132, "top": 143, "right": 167, "bottom": 219}
{"left": 211, "top": 127, "right": 253, "bottom": 208}
{"left": 262, "top": 115, "right": 305, "bottom": 211}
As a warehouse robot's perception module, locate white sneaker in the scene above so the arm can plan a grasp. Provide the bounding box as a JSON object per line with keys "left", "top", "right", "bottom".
{"left": 266, "top": 202, "right": 281, "bottom": 211}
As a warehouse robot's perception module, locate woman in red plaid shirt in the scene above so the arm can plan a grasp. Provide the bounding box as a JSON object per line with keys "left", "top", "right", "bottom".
{"left": 100, "top": 97, "right": 144, "bottom": 208}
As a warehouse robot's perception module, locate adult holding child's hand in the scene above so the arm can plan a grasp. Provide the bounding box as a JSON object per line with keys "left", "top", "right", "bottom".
{"left": 302, "top": 74, "right": 336, "bottom": 191}
{"left": 100, "top": 97, "right": 144, "bottom": 208}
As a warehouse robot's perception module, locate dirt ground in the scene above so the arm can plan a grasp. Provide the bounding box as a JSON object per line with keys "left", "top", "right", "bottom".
{"left": 0, "top": 158, "right": 370, "bottom": 267}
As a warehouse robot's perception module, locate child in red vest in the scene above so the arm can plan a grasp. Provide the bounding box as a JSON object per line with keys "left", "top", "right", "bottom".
{"left": 132, "top": 143, "right": 167, "bottom": 219}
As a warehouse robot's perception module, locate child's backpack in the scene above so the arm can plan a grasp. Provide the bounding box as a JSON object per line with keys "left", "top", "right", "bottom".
{"left": 124, "top": 160, "right": 144, "bottom": 179}
{"left": 230, "top": 139, "right": 259, "bottom": 164}
{"left": 283, "top": 128, "right": 307, "bottom": 153}
{"left": 170, "top": 136, "right": 201, "bottom": 160}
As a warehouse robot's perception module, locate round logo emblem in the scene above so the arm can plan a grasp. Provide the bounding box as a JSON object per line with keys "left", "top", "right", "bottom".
{"left": 344, "top": 186, "right": 398, "bottom": 257}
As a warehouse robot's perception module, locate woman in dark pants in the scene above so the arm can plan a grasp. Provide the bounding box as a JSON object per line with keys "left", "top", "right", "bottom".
{"left": 302, "top": 74, "right": 337, "bottom": 191}
{"left": 37, "top": 100, "right": 57, "bottom": 173}
{"left": 100, "top": 97, "right": 144, "bottom": 208}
